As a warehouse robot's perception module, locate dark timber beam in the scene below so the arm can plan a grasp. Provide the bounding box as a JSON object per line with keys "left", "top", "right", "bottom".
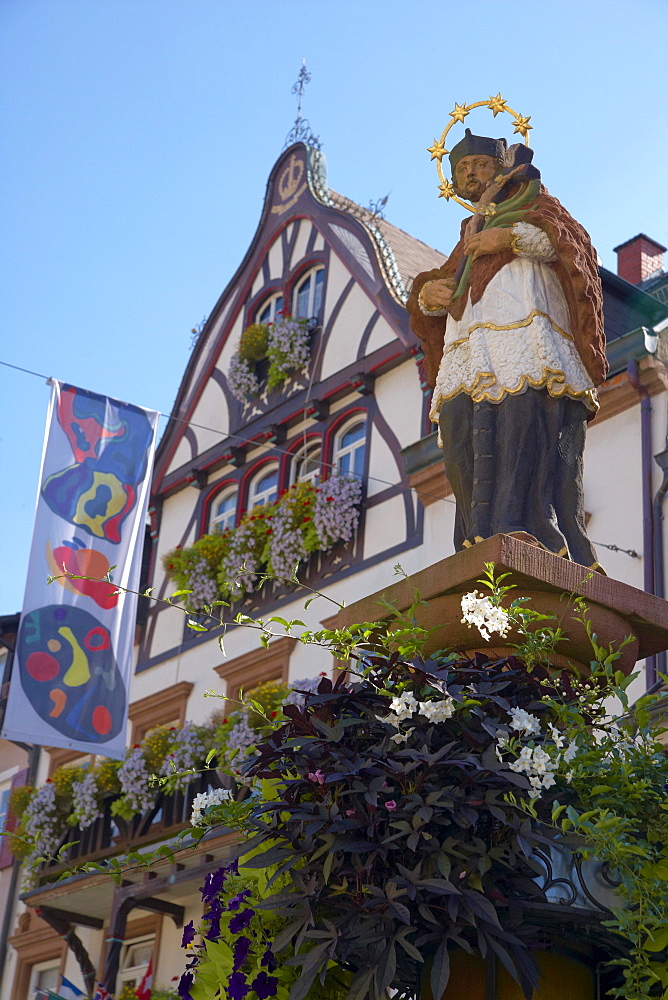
{"left": 135, "top": 896, "right": 185, "bottom": 926}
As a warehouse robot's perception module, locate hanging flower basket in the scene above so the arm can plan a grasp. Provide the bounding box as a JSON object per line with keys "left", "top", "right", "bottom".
{"left": 227, "top": 316, "right": 312, "bottom": 401}
{"left": 163, "top": 474, "right": 362, "bottom": 609}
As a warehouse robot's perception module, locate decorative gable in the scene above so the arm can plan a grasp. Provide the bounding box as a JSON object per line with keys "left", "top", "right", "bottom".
{"left": 154, "top": 143, "right": 439, "bottom": 491}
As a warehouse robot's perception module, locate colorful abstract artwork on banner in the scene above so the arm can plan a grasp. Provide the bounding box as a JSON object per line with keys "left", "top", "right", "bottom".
{"left": 1, "top": 381, "right": 159, "bottom": 759}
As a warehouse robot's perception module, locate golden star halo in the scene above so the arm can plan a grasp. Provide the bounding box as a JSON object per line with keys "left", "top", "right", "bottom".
{"left": 438, "top": 179, "right": 455, "bottom": 200}
{"left": 487, "top": 93, "right": 508, "bottom": 117}
{"left": 512, "top": 115, "right": 532, "bottom": 137}
{"left": 427, "top": 139, "right": 448, "bottom": 161}
{"left": 430, "top": 95, "right": 533, "bottom": 215}
{"left": 449, "top": 103, "right": 469, "bottom": 124}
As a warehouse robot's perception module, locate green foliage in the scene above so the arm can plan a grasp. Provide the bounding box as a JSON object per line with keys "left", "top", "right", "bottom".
{"left": 238, "top": 323, "right": 270, "bottom": 362}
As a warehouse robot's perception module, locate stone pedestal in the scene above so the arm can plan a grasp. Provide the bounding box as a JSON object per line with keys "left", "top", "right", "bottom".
{"left": 336, "top": 534, "right": 668, "bottom": 675}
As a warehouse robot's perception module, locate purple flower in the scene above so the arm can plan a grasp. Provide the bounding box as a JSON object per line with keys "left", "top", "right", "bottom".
{"left": 229, "top": 908, "right": 255, "bottom": 934}
{"left": 181, "top": 920, "right": 196, "bottom": 948}
{"left": 205, "top": 898, "right": 223, "bottom": 941}
{"left": 308, "top": 770, "right": 325, "bottom": 785}
{"left": 261, "top": 948, "right": 278, "bottom": 972}
{"left": 233, "top": 935, "right": 252, "bottom": 972}
{"left": 251, "top": 971, "right": 279, "bottom": 999}
{"left": 385, "top": 800, "right": 397, "bottom": 811}
{"left": 178, "top": 970, "right": 194, "bottom": 1000}
{"left": 228, "top": 971, "right": 250, "bottom": 999}
{"left": 227, "top": 888, "right": 252, "bottom": 911}
{"left": 201, "top": 860, "right": 238, "bottom": 903}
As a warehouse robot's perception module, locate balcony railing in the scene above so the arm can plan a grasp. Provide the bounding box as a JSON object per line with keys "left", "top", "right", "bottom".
{"left": 39, "top": 766, "right": 222, "bottom": 881}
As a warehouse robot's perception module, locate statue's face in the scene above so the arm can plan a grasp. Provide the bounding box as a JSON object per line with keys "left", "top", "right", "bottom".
{"left": 452, "top": 154, "right": 498, "bottom": 202}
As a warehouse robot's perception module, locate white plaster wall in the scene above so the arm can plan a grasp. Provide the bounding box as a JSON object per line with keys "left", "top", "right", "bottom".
{"left": 289, "top": 220, "right": 311, "bottom": 272}
{"left": 219, "top": 312, "right": 244, "bottom": 367}
{"left": 188, "top": 378, "right": 229, "bottom": 457}
{"left": 366, "top": 423, "right": 401, "bottom": 500}
{"left": 363, "top": 494, "right": 407, "bottom": 560}
{"left": 267, "top": 236, "right": 284, "bottom": 282}
{"left": 320, "top": 253, "right": 351, "bottom": 334}
{"left": 584, "top": 404, "right": 644, "bottom": 589}
{"left": 374, "top": 363, "right": 423, "bottom": 450}
{"left": 251, "top": 268, "right": 264, "bottom": 298}
{"left": 365, "top": 314, "right": 396, "bottom": 354}
{"left": 166, "top": 437, "right": 193, "bottom": 477}
{"left": 320, "top": 276, "right": 376, "bottom": 382}
{"left": 312, "top": 231, "right": 324, "bottom": 252}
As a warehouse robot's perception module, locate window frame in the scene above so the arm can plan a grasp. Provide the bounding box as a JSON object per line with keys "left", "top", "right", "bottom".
{"left": 248, "top": 465, "right": 279, "bottom": 510}
{"left": 117, "top": 934, "right": 155, "bottom": 991}
{"left": 209, "top": 487, "right": 238, "bottom": 535}
{"left": 256, "top": 291, "right": 284, "bottom": 326}
{"left": 332, "top": 417, "right": 367, "bottom": 481}
{"left": 290, "top": 440, "right": 322, "bottom": 487}
{"left": 293, "top": 265, "right": 325, "bottom": 322}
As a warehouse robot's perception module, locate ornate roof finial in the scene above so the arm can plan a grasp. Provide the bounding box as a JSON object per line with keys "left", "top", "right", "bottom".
{"left": 283, "top": 59, "right": 321, "bottom": 151}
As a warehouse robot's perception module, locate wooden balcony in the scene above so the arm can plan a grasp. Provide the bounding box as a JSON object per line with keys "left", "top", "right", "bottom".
{"left": 39, "top": 766, "right": 222, "bottom": 883}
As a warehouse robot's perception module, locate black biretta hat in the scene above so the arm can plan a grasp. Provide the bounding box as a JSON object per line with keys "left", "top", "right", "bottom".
{"left": 449, "top": 129, "right": 507, "bottom": 173}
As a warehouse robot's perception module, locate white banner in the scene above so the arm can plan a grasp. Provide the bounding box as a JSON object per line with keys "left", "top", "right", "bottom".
{"left": 2, "top": 381, "right": 158, "bottom": 759}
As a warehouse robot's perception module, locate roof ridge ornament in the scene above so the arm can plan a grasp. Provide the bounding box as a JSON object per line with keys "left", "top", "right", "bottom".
{"left": 428, "top": 95, "right": 533, "bottom": 216}
{"left": 283, "top": 60, "right": 322, "bottom": 151}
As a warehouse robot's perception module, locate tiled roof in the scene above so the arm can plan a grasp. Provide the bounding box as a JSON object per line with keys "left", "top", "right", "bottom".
{"left": 375, "top": 217, "right": 446, "bottom": 291}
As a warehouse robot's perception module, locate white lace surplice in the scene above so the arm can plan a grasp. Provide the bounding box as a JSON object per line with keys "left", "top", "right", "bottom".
{"left": 429, "top": 225, "right": 598, "bottom": 422}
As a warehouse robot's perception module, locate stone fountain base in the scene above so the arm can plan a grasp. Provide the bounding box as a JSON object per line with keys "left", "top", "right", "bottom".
{"left": 336, "top": 534, "right": 668, "bottom": 676}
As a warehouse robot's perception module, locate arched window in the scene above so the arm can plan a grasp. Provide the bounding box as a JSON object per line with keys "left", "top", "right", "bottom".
{"left": 291, "top": 442, "right": 322, "bottom": 486}
{"left": 249, "top": 467, "right": 279, "bottom": 509}
{"left": 294, "top": 267, "right": 325, "bottom": 321}
{"left": 209, "top": 489, "right": 237, "bottom": 534}
{"left": 256, "top": 292, "right": 284, "bottom": 326}
{"left": 333, "top": 419, "right": 366, "bottom": 479}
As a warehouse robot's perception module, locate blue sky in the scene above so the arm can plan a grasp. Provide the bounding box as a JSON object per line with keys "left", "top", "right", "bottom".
{"left": 1, "top": 0, "right": 667, "bottom": 612}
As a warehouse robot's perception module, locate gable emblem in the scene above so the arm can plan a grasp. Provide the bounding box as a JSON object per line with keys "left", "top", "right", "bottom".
{"left": 272, "top": 153, "right": 307, "bottom": 215}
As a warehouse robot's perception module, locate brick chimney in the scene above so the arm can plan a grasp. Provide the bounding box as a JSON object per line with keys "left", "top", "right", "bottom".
{"left": 613, "top": 234, "right": 666, "bottom": 285}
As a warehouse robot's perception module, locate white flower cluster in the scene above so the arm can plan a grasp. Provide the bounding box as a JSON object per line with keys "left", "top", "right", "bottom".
{"left": 497, "top": 708, "right": 579, "bottom": 798}
{"left": 160, "top": 723, "right": 206, "bottom": 792}
{"left": 267, "top": 502, "right": 308, "bottom": 579}
{"left": 381, "top": 690, "right": 456, "bottom": 738}
{"left": 25, "top": 782, "right": 61, "bottom": 862}
{"left": 313, "top": 476, "right": 363, "bottom": 549}
{"left": 228, "top": 353, "right": 260, "bottom": 402}
{"left": 506, "top": 744, "right": 558, "bottom": 795}
{"left": 190, "top": 787, "right": 233, "bottom": 826}
{"left": 219, "top": 522, "right": 260, "bottom": 599}
{"left": 508, "top": 706, "right": 541, "bottom": 736}
{"left": 461, "top": 590, "right": 511, "bottom": 641}
{"left": 71, "top": 771, "right": 103, "bottom": 830}
{"left": 118, "top": 747, "right": 157, "bottom": 815}
{"left": 187, "top": 557, "right": 219, "bottom": 610}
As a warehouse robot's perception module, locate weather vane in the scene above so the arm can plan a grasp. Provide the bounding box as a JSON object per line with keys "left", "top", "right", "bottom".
{"left": 283, "top": 59, "right": 321, "bottom": 151}
{"left": 428, "top": 94, "right": 532, "bottom": 215}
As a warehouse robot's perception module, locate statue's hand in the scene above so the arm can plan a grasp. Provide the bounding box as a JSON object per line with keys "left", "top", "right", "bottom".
{"left": 420, "top": 278, "right": 455, "bottom": 310}
{"left": 464, "top": 227, "right": 514, "bottom": 261}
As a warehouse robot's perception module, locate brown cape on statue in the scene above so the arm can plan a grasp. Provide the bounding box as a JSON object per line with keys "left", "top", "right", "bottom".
{"left": 407, "top": 114, "right": 607, "bottom": 569}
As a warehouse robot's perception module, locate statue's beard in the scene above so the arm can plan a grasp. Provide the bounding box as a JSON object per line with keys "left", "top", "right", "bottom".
{"left": 453, "top": 178, "right": 487, "bottom": 202}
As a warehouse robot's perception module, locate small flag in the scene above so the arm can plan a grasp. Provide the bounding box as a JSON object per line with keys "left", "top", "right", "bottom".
{"left": 136, "top": 958, "right": 153, "bottom": 1000}
{"left": 58, "top": 978, "right": 84, "bottom": 1000}
{"left": 92, "top": 985, "right": 112, "bottom": 1000}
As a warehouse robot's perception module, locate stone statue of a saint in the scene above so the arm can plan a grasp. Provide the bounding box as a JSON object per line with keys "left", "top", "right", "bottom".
{"left": 407, "top": 128, "right": 607, "bottom": 569}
